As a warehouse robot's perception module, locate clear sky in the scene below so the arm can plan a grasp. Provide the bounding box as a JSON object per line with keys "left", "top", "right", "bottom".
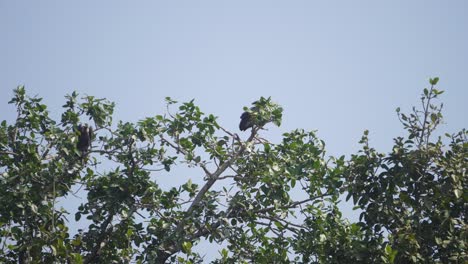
{"left": 1, "top": 1, "right": 467, "bottom": 154}
{"left": 1, "top": 0, "right": 467, "bottom": 259}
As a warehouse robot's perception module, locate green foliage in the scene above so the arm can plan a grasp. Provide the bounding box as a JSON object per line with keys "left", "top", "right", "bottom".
{"left": 1, "top": 87, "right": 115, "bottom": 263}
{"left": 243, "top": 96, "right": 283, "bottom": 129}
{"left": 0, "top": 79, "right": 465, "bottom": 263}
{"left": 346, "top": 79, "right": 467, "bottom": 263}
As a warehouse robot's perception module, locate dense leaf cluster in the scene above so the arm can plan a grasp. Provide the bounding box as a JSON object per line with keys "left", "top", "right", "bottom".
{"left": 346, "top": 79, "right": 467, "bottom": 263}
{"left": 0, "top": 79, "right": 465, "bottom": 263}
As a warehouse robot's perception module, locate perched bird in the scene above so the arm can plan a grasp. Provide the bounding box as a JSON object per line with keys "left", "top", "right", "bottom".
{"left": 239, "top": 102, "right": 259, "bottom": 131}
{"left": 239, "top": 97, "right": 281, "bottom": 132}
{"left": 77, "top": 124, "right": 93, "bottom": 157}
{"left": 239, "top": 111, "right": 254, "bottom": 131}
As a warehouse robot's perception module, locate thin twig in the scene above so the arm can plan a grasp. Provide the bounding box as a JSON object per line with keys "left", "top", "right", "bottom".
{"left": 254, "top": 193, "right": 331, "bottom": 215}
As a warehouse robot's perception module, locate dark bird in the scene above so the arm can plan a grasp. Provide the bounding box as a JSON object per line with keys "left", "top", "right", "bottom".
{"left": 239, "top": 111, "right": 254, "bottom": 131}
{"left": 240, "top": 101, "right": 262, "bottom": 131}
{"left": 77, "top": 124, "right": 93, "bottom": 156}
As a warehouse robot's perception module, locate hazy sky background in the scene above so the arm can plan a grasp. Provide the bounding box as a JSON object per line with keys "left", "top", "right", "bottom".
{"left": 1, "top": 1, "right": 467, "bottom": 154}
{"left": 1, "top": 0, "right": 467, "bottom": 260}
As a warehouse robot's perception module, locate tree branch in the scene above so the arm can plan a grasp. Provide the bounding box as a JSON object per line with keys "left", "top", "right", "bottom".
{"left": 0, "top": 151, "right": 18, "bottom": 156}
{"left": 84, "top": 212, "right": 115, "bottom": 264}
{"left": 254, "top": 193, "right": 331, "bottom": 215}
{"left": 154, "top": 128, "right": 259, "bottom": 259}
{"left": 419, "top": 85, "right": 433, "bottom": 148}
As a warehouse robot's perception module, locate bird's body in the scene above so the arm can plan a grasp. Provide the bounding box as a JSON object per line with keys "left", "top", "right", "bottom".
{"left": 77, "top": 124, "right": 93, "bottom": 156}
{"left": 239, "top": 111, "right": 254, "bottom": 131}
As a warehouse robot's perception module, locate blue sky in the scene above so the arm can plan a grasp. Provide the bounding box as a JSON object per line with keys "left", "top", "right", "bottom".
{"left": 1, "top": 0, "right": 467, "bottom": 258}
{"left": 1, "top": 1, "right": 467, "bottom": 155}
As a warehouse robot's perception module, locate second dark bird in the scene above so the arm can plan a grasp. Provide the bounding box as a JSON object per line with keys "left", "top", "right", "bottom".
{"left": 77, "top": 124, "right": 93, "bottom": 156}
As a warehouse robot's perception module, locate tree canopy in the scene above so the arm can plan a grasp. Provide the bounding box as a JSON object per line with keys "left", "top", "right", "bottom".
{"left": 0, "top": 78, "right": 466, "bottom": 263}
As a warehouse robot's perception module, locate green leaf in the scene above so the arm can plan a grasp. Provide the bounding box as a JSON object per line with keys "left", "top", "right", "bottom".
{"left": 290, "top": 178, "right": 296, "bottom": 188}
{"left": 274, "top": 221, "right": 283, "bottom": 229}
{"left": 71, "top": 237, "right": 82, "bottom": 247}
{"left": 75, "top": 212, "right": 81, "bottom": 221}
{"left": 263, "top": 143, "right": 271, "bottom": 153}
{"left": 434, "top": 89, "right": 444, "bottom": 95}
{"left": 429, "top": 77, "right": 439, "bottom": 85}
{"left": 30, "top": 204, "right": 38, "bottom": 214}
{"left": 182, "top": 241, "right": 192, "bottom": 254}
{"left": 72, "top": 253, "right": 83, "bottom": 263}
{"left": 50, "top": 245, "right": 57, "bottom": 256}
{"left": 385, "top": 244, "right": 392, "bottom": 255}
{"left": 221, "top": 248, "right": 229, "bottom": 258}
